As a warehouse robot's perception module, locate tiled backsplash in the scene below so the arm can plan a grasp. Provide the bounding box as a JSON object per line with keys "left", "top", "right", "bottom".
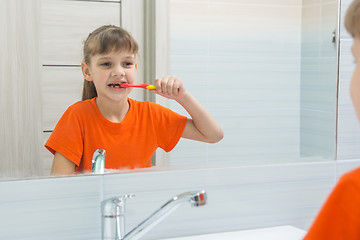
{"left": 0, "top": 174, "right": 102, "bottom": 240}
{"left": 0, "top": 161, "right": 340, "bottom": 240}
{"left": 2, "top": 159, "right": 359, "bottom": 240}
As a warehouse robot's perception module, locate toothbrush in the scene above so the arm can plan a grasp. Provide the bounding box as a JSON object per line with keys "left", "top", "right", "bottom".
{"left": 120, "top": 83, "right": 156, "bottom": 90}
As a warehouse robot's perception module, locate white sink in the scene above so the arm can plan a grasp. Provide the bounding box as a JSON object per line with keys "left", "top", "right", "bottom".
{"left": 160, "top": 225, "right": 306, "bottom": 240}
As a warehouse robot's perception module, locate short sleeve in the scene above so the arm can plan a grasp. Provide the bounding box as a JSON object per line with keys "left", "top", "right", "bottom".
{"left": 45, "top": 107, "right": 84, "bottom": 166}
{"left": 150, "top": 103, "right": 187, "bottom": 152}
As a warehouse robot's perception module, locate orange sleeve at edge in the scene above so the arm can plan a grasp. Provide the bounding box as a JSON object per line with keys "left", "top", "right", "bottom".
{"left": 45, "top": 139, "right": 81, "bottom": 167}
{"left": 163, "top": 116, "right": 187, "bottom": 152}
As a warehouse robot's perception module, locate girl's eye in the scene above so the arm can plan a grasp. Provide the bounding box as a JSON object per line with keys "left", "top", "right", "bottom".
{"left": 100, "top": 62, "right": 111, "bottom": 67}
{"left": 123, "top": 62, "right": 135, "bottom": 68}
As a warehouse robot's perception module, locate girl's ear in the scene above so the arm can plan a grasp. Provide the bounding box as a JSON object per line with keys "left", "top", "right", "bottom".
{"left": 81, "top": 62, "right": 92, "bottom": 81}
{"left": 135, "top": 63, "right": 138, "bottom": 70}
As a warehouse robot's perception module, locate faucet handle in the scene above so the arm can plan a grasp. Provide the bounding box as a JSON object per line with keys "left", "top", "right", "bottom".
{"left": 101, "top": 194, "right": 135, "bottom": 214}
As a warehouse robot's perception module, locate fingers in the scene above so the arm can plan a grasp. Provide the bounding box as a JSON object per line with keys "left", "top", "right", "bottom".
{"left": 154, "top": 76, "right": 183, "bottom": 97}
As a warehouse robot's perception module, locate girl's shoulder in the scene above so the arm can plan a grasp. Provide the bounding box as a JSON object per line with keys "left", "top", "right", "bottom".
{"left": 68, "top": 98, "right": 96, "bottom": 112}
{"left": 62, "top": 99, "right": 97, "bottom": 120}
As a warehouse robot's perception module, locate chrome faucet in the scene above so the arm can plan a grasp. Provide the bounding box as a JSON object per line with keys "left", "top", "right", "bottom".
{"left": 92, "top": 148, "right": 106, "bottom": 174}
{"left": 101, "top": 190, "right": 207, "bottom": 240}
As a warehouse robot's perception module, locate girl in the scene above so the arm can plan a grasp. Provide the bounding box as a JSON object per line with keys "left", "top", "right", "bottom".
{"left": 304, "top": 1, "right": 360, "bottom": 239}
{"left": 46, "top": 25, "right": 223, "bottom": 175}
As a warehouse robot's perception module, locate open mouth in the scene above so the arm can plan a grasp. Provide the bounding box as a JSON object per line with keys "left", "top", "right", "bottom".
{"left": 108, "top": 83, "right": 123, "bottom": 88}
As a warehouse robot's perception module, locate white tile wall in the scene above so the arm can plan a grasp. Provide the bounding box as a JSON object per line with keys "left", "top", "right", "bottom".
{"left": 336, "top": 159, "right": 360, "bottom": 180}
{"left": 169, "top": 0, "right": 304, "bottom": 166}
{"left": 0, "top": 175, "right": 103, "bottom": 240}
{"left": 168, "top": 0, "right": 339, "bottom": 166}
{"left": 0, "top": 162, "right": 336, "bottom": 240}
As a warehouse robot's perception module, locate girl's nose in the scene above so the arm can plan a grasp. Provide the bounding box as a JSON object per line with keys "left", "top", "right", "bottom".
{"left": 111, "top": 64, "right": 125, "bottom": 77}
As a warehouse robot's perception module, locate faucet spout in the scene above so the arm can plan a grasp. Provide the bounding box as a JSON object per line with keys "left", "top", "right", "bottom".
{"left": 92, "top": 148, "right": 105, "bottom": 174}
{"left": 122, "top": 190, "right": 207, "bottom": 240}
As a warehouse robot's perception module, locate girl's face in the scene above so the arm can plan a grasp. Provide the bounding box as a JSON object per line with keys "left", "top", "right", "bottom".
{"left": 82, "top": 50, "right": 137, "bottom": 102}
{"left": 350, "top": 36, "right": 360, "bottom": 121}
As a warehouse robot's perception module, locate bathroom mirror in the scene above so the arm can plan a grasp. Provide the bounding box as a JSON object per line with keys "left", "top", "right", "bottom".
{"left": 167, "top": 0, "right": 339, "bottom": 167}
{"left": 0, "top": 0, "right": 340, "bottom": 181}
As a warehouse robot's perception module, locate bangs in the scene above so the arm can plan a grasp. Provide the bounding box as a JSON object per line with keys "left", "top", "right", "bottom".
{"left": 84, "top": 26, "right": 138, "bottom": 63}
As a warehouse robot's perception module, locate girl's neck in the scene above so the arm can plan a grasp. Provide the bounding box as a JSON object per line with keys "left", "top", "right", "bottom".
{"left": 95, "top": 97, "right": 130, "bottom": 123}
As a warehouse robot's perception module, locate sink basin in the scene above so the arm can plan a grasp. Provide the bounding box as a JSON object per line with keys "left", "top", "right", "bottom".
{"left": 160, "top": 225, "right": 306, "bottom": 240}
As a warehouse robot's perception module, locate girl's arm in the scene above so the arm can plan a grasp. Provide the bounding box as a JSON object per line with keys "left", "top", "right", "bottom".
{"left": 151, "top": 76, "right": 223, "bottom": 143}
{"left": 50, "top": 152, "right": 76, "bottom": 176}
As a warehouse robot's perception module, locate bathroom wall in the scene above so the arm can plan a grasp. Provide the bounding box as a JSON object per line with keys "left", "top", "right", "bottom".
{"left": 1, "top": 0, "right": 360, "bottom": 239}
{"left": 168, "top": 0, "right": 303, "bottom": 166}
{"left": 0, "top": 163, "right": 336, "bottom": 240}
{"left": 1, "top": 159, "right": 359, "bottom": 240}
{"left": 168, "top": 0, "right": 338, "bottom": 166}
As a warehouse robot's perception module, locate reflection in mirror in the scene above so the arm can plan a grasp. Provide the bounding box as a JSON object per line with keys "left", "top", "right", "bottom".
{"left": 0, "top": 0, "right": 339, "bottom": 181}
{"left": 168, "top": 0, "right": 339, "bottom": 166}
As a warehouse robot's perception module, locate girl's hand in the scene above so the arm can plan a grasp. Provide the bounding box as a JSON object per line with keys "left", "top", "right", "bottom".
{"left": 150, "top": 76, "right": 188, "bottom": 101}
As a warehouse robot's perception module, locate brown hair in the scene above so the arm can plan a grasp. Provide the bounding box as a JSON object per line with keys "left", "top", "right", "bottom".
{"left": 81, "top": 25, "right": 139, "bottom": 100}
{"left": 345, "top": 0, "right": 360, "bottom": 38}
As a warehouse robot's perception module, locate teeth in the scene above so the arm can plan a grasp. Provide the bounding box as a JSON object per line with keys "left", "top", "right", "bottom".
{"left": 109, "top": 83, "right": 121, "bottom": 88}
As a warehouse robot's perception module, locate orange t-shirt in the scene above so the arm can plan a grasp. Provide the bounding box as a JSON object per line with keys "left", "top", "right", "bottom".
{"left": 304, "top": 167, "right": 360, "bottom": 240}
{"left": 45, "top": 98, "right": 187, "bottom": 173}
